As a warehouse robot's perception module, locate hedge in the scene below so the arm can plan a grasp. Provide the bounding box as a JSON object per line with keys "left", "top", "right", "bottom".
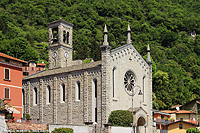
{"left": 52, "top": 127, "right": 73, "bottom": 133}
{"left": 186, "top": 128, "right": 199, "bottom": 133}
{"left": 108, "top": 110, "right": 133, "bottom": 127}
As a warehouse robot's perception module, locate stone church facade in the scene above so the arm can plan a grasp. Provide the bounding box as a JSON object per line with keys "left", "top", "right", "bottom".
{"left": 22, "top": 19, "right": 153, "bottom": 132}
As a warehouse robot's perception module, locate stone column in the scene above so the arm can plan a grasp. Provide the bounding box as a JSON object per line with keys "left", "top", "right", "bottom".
{"left": 53, "top": 77, "right": 57, "bottom": 123}
{"left": 49, "top": 28, "right": 53, "bottom": 45}
{"left": 58, "top": 25, "right": 63, "bottom": 44}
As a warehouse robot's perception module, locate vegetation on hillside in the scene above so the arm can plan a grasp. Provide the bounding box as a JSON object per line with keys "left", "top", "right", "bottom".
{"left": 0, "top": 0, "right": 200, "bottom": 109}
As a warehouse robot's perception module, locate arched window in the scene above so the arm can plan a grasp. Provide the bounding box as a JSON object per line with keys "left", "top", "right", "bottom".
{"left": 33, "top": 87, "right": 37, "bottom": 105}
{"left": 112, "top": 67, "right": 116, "bottom": 98}
{"left": 66, "top": 32, "right": 69, "bottom": 44}
{"left": 63, "top": 30, "right": 66, "bottom": 43}
{"left": 92, "top": 78, "right": 97, "bottom": 122}
{"left": 46, "top": 85, "right": 51, "bottom": 104}
{"left": 60, "top": 83, "right": 65, "bottom": 102}
{"left": 75, "top": 81, "right": 80, "bottom": 101}
{"left": 179, "top": 124, "right": 182, "bottom": 129}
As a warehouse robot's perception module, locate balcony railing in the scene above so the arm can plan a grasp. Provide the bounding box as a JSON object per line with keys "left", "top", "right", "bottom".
{"left": 155, "top": 118, "right": 173, "bottom": 125}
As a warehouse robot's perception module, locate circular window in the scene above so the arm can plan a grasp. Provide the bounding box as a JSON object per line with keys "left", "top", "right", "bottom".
{"left": 124, "top": 71, "right": 136, "bottom": 95}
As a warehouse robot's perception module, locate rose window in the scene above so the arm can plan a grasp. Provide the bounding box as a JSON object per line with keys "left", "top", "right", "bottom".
{"left": 124, "top": 71, "right": 136, "bottom": 95}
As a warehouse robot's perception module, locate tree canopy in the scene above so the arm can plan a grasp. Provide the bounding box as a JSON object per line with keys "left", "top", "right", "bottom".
{"left": 0, "top": 0, "right": 200, "bottom": 109}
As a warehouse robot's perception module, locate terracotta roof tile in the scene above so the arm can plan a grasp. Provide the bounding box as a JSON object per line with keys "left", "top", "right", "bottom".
{"left": 161, "top": 110, "right": 195, "bottom": 114}
{"left": 37, "top": 63, "right": 46, "bottom": 66}
{"left": 7, "top": 123, "right": 47, "bottom": 131}
{"left": 0, "top": 52, "right": 26, "bottom": 63}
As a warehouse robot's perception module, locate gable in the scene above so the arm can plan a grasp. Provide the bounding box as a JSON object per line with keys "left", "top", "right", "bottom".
{"left": 111, "top": 43, "right": 149, "bottom": 71}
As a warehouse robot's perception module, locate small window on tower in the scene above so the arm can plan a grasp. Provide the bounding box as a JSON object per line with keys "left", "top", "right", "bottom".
{"left": 63, "top": 30, "right": 66, "bottom": 43}
{"left": 52, "top": 27, "right": 58, "bottom": 43}
{"left": 66, "top": 32, "right": 69, "bottom": 44}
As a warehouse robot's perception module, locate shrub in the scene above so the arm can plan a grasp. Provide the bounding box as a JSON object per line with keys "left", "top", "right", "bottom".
{"left": 187, "top": 128, "right": 199, "bottom": 133}
{"left": 52, "top": 128, "right": 73, "bottom": 133}
{"left": 108, "top": 110, "right": 133, "bottom": 127}
{"left": 25, "top": 114, "right": 31, "bottom": 120}
{"left": 7, "top": 114, "right": 12, "bottom": 119}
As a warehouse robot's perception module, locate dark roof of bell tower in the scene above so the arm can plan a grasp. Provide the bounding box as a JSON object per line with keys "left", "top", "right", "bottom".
{"left": 48, "top": 18, "right": 74, "bottom": 27}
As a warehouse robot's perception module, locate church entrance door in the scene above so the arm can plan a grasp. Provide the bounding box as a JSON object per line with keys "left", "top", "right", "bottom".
{"left": 136, "top": 116, "right": 146, "bottom": 133}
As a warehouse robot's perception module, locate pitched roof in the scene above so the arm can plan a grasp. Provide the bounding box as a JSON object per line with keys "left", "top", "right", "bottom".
{"left": 152, "top": 109, "right": 171, "bottom": 116}
{"left": 23, "top": 61, "right": 102, "bottom": 80}
{"left": 161, "top": 110, "right": 195, "bottom": 114}
{"left": 181, "top": 99, "right": 200, "bottom": 108}
{"left": 167, "top": 120, "right": 198, "bottom": 126}
{"left": 7, "top": 123, "right": 47, "bottom": 131}
{"left": 37, "top": 63, "right": 46, "bottom": 66}
{"left": 0, "top": 52, "right": 26, "bottom": 63}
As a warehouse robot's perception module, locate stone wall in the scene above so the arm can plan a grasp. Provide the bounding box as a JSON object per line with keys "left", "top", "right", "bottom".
{"left": 23, "top": 67, "right": 102, "bottom": 127}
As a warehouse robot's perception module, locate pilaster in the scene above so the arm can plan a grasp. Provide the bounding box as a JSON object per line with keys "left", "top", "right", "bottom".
{"left": 101, "top": 45, "right": 111, "bottom": 126}
{"left": 27, "top": 81, "right": 30, "bottom": 114}
{"left": 39, "top": 79, "right": 43, "bottom": 122}
{"left": 53, "top": 77, "right": 57, "bottom": 123}
{"left": 83, "top": 71, "right": 89, "bottom": 122}
{"left": 67, "top": 74, "right": 73, "bottom": 124}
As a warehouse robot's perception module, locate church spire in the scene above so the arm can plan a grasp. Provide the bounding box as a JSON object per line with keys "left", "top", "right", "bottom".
{"left": 146, "top": 44, "right": 152, "bottom": 63}
{"left": 103, "top": 24, "right": 109, "bottom": 46}
{"left": 127, "top": 23, "right": 132, "bottom": 44}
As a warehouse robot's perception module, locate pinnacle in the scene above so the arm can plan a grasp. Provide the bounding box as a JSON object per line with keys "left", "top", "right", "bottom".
{"left": 104, "top": 24, "right": 108, "bottom": 33}
{"left": 127, "top": 23, "right": 131, "bottom": 32}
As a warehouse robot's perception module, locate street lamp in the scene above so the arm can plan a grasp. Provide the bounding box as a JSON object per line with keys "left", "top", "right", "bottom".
{"left": 131, "top": 85, "right": 143, "bottom": 133}
{"left": 93, "top": 122, "right": 97, "bottom": 133}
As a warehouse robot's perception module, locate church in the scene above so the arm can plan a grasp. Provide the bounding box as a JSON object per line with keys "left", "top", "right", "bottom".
{"left": 22, "top": 18, "right": 153, "bottom": 132}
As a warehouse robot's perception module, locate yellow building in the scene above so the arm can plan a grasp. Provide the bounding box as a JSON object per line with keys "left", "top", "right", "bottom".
{"left": 167, "top": 120, "right": 198, "bottom": 133}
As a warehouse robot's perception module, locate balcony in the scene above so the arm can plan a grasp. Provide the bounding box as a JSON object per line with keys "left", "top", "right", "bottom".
{"left": 155, "top": 118, "right": 173, "bottom": 125}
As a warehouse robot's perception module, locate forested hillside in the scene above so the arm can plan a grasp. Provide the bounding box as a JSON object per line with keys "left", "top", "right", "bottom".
{"left": 0, "top": 0, "right": 200, "bottom": 109}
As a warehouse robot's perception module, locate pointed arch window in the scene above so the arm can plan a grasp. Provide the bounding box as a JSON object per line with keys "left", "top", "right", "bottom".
{"left": 75, "top": 81, "right": 81, "bottom": 101}
{"left": 112, "top": 67, "right": 116, "bottom": 98}
{"left": 46, "top": 85, "right": 51, "bottom": 104}
{"left": 92, "top": 78, "right": 98, "bottom": 122}
{"left": 60, "top": 83, "right": 65, "bottom": 103}
{"left": 33, "top": 87, "right": 37, "bottom": 105}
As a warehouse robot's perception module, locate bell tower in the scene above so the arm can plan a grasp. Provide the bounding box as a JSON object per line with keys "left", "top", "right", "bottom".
{"left": 48, "top": 18, "right": 73, "bottom": 69}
